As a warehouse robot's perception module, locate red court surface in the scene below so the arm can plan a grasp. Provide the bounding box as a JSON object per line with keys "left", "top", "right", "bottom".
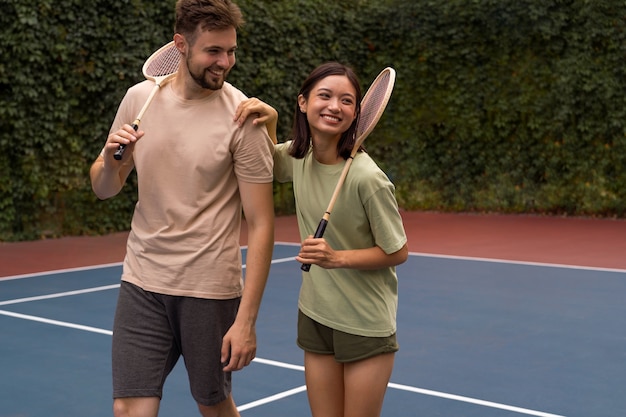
{"left": 1, "top": 211, "right": 625, "bottom": 277}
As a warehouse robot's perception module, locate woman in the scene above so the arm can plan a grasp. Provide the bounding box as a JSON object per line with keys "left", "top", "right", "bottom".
{"left": 236, "top": 62, "right": 408, "bottom": 417}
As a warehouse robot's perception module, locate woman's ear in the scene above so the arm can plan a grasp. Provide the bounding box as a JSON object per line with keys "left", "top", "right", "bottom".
{"left": 297, "top": 94, "right": 307, "bottom": 113}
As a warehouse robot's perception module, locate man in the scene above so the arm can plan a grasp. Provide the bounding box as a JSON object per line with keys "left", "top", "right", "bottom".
{"left": 89, "top": 1, "right": 275, "bottom": 416}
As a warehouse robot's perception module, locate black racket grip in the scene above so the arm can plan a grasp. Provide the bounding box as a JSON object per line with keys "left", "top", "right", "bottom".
{"left": 113, "top": 123, "right": 139, "bottom": 160}
{"left": 301, "top": 218, "right": 328, "bottom": 272}
{"left": 113, "top": 145, "right": 126, "bottom": 160}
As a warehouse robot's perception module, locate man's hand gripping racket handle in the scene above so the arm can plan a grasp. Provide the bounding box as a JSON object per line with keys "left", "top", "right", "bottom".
{"left": 112, "top": 121, "right": 139, "bottom": 160}
{"left": 301, "top": 216, "right": 329, "bottom": 271}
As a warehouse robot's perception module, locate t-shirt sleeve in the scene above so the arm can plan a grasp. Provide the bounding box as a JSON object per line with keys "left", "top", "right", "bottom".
{"left": 232, "top": 120, "right": 275, "bottom": 183}
{"left": 273, "top": 141, "right": 294, "bottom": 183}
{"left": 362, "top": 170, "right": 407, "bottom": 255}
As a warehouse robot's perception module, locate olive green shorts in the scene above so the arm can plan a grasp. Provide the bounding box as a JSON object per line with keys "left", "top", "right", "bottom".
{"left": 296, "top": 310, "right": 399, "bottom": 363}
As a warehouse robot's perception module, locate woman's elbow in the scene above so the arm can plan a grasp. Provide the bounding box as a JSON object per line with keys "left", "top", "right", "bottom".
{"left": 396, "top": 244, "right": 409, "bottom": 265}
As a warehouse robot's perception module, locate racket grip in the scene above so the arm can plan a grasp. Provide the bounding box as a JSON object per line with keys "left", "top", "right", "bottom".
{"left": 113, "top": 145, "right": 126, "bottom": 160}
{"left": 113, "top": 122, "right": 139, "bottom": 160}
{"left": 300, "top": 218, "right": 328, "bottom": 272}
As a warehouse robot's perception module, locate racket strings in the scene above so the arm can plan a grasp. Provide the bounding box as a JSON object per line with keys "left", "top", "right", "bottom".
{"left": 145, "top": 45, "right": 181, "bottom": 77}
{"left": 356, "top": 71, "right": 393, "bottom": 136}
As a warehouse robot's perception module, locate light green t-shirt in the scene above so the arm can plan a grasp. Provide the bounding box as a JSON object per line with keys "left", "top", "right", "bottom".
{"left": 274, "top": 142, "right": 407, "bottom": 337}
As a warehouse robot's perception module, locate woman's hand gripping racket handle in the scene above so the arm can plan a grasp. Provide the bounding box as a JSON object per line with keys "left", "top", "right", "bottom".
{"left": 300, "top": 156, "right": 356, "bottom": 272}
{"left": 113, "top": 41, "right": 180, "bottom": 160}
{"left": 301, "top": 216, "right": 329, "bottom": 272}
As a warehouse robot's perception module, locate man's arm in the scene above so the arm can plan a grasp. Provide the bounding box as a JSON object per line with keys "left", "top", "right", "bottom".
{"left": 221, "top": 180, "right": 274, "bottom": 371}
{"left": 90, "top": 124, "right": 141, "bottom": 199}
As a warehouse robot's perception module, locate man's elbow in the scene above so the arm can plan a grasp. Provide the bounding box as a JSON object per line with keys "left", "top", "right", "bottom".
{"left": 90, "top": 180, "right": 119, "bottom": 200}
{"left": 92, "top": 188, "right": 111, "bottom": 200}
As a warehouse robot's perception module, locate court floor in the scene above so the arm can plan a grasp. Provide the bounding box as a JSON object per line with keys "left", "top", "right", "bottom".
{"left": 1, "top": 242, "right": 625, "bottom": 416}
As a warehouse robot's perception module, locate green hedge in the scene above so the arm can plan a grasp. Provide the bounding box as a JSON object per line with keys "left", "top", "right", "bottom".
{"left": 375, "top": 0, "right": 626, "bottom": 216}
{"left": 1, "top": 0, "right": 625, "bottom": 241}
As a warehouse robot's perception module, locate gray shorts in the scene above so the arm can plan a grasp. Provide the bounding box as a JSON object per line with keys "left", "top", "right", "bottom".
{"left": 112, "top": 281, "right": 240, "bottom": 406}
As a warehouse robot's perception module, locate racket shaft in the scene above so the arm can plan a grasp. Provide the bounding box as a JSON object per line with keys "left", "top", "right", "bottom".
{"left": 300, "top": 218, "right": 328, "bottom": 271}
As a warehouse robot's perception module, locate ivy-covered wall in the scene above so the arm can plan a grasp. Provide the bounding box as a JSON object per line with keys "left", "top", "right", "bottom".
{"left": 1, "top": 0, "right": 625, "bottom": 241}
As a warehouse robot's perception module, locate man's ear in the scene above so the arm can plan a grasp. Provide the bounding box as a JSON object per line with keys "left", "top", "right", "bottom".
{"left": 173, "top": 33, "right": 187, "bottom": 54}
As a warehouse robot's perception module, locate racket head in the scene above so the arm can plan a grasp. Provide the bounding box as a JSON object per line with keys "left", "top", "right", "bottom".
{"left": 353, "top": 67, "right": 396, "bottom": 151}
{"left": 142, "top": 41, "right": 181, "bottom": 85}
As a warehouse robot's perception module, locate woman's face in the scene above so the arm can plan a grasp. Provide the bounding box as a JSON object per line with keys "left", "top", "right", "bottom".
{"left": 299, "top": 75, "right": 357, "bottom": 141}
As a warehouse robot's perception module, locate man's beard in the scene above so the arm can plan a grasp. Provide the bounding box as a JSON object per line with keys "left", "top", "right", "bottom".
{"left": 188, "top": 62, "right": 230, "bottom": 91}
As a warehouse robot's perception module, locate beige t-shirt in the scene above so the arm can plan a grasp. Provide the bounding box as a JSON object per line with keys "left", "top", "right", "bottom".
{"left": 108, "top": 80, "right": 274, "bottom": 299}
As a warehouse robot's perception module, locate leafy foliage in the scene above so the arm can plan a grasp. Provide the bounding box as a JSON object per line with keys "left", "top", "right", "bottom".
{"left": 1, "top": 0, "right": 624, "bottom": 240}
{"left": 0, "top": 0, "right": 174, "bottom": 240}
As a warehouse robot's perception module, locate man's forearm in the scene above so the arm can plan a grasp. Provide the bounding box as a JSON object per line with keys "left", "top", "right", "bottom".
{"left": 236, "top": 221, "right": 274, "bottom": 324}
{"left": 89, "top": 156, "right": 129, "bottom": 200}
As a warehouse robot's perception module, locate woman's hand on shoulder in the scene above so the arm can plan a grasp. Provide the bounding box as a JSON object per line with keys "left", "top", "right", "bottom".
{"left": 234, "top": 98, "right": 277, "bottom": 127}
{"left": 235, "top": 98, "right": 278, "bottom": 144}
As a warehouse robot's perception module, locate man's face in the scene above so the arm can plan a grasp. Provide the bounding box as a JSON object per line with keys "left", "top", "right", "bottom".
{"left": 186, "top": 27, "right": 237, "bottom": 90}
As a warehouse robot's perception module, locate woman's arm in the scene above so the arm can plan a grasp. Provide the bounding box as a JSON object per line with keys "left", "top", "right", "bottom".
{"left": 296, "top": 238, "right": 409, "bottom": 270}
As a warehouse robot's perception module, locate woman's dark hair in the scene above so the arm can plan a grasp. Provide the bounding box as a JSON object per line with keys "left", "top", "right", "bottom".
{"left": 175, "top": 0, "right": 244, "bottom": 45}
{"left": 288, "top": 62, "right": 362, "bottom": 159}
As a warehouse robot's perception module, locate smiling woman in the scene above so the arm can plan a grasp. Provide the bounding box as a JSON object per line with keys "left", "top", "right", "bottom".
{"left": 299, "top": 74, "right": 358, "bottom": 165}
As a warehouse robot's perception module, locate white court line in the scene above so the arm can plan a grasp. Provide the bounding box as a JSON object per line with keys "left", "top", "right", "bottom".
{"left": 2, "top": 243, "right": 622, "bottom": 281}
{"left": 253, "top": 357, "right": 305, "bottom": 372}
{"left": 0, "top": 309, "right": 113, "bottom": 335}
{"left": 0, "top": 262, "right": 123, "bottom": 281}
{"left": 270, "top": 256, "right": 297, "bottom": 264}
{"left": 0, "top": 306, "right": 567, "bottom": 417}
{"left": 0, "top": 255, "right": 300, "bottom": 281}
{"left": 0, "top": 284, "right": 120, "bottom": 306}
{"left": 409, "top": 251, "right": 626, "bottom": 273}
{"left": 387, "top": 383, "right": 565, "bottom": 417}
{"left": 236, "top": 385, "right": 307, "bottom": 412}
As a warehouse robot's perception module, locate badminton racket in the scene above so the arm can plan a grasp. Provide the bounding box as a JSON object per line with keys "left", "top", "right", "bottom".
{"left": 301, "top": 67, "right": 396, "bottom": 271}
{"left": 113, "top": 41, "right": 181, "bottom": 160}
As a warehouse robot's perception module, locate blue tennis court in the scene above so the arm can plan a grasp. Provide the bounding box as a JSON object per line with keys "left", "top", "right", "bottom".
{"left": 1, "top": 243, "right": 625, "bottom": 416}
